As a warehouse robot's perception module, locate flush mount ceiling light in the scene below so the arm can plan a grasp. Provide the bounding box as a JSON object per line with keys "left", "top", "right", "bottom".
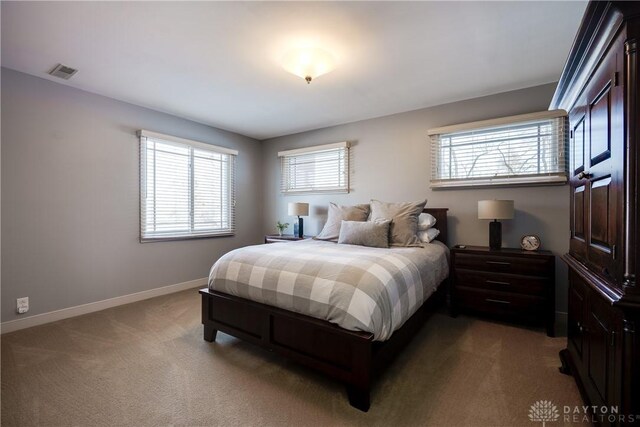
{"left": 282, "top": 47, "right": 336, "bottom": 84}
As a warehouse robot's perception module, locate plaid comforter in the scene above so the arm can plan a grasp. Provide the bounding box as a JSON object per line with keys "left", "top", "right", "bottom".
{"left": 208, "top": 240, "right": 449, "bottom": 341}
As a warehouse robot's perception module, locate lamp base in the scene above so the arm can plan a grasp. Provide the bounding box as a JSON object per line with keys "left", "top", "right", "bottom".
{"left": 489, "top": 220, "right": 502, "bottom": 250}
{"left": 297, "top": 217, "right": 304, "bottom": 238}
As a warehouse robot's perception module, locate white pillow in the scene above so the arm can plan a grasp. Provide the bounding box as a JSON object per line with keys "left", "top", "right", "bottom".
{"left": 418, "top": 213, "right": 437, "bottom": 231}
{"left": 418, "top": 228, "right": 440, "bottom": 243}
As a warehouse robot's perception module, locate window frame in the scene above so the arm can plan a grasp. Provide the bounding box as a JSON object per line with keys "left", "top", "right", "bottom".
{"left": 138, "top": 130, "right": 238, "bottom": 243}
{"left": 428, "top": 110, "right": 568, "bottom": 189}
{"left": 278, "top": 141, "right": 350, "bottom": 195}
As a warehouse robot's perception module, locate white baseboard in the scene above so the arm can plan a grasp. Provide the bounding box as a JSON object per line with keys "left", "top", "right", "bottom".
{"left": 1, "top": 277, "right": 207, "bottom": 334}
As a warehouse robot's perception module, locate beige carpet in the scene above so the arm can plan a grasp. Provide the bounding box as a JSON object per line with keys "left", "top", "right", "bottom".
{"left": 2, "top": 289, "right": 586, "bottom": 426}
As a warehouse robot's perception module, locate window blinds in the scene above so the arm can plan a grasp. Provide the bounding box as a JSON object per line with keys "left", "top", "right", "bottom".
{"left": 139, "top": 130, "right": 237, "bottom": 241}
{"left": 278, "top": 142, "right": 349, "bottom": 194}
{"left": 428, "top": 110, "right": 568, "bottom": 188}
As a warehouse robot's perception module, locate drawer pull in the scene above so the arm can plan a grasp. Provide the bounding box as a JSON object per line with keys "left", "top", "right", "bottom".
{"left": 486, "top": 280, "right": 510, "bottom": 286}
{"left": 486, "top": 261, "right": 511, "bottom": 266}
{"left": 485, "top": 298, "right": 511, "bottom": 305}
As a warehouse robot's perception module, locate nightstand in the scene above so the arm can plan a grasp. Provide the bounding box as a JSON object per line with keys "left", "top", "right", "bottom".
{"left": 450, "top": 245, "right": 555, "bottom": 336}
{"left": 264, "top": 234, "right": 310, "bottom": 244}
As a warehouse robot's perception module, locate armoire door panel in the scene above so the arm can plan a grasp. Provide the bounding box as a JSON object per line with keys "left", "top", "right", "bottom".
{"left": 568, "top": 279, "right": 585, "bottom": 359}
{"left": 569, "top": 106, "right": 588, "bottom": 262}
{"left": 574, "top": 185, "right": 586, "bottom": 240}
{"left": 589, "top": 84, "right": 612, "bottom": 167}
{"left": 589, "top": 176, "right": 612, "bottom": 250}
{"left": 585, "top": 292, "right": 619, "bottom": 410}
{"left": 573, "top": 115, "right": 586, "bottom": 174}
{"left": 588, "top": 309, "right": 610, "bottom": 403}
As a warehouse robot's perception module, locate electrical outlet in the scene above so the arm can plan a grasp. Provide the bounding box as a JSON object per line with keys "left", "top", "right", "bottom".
{"left": 17, "top": 297, "right": 29, "bottom": 314}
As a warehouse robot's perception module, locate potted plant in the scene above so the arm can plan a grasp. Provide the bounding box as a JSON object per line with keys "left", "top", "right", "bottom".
{"left": 276, "top": 221, "right": 289, "bottom": 236}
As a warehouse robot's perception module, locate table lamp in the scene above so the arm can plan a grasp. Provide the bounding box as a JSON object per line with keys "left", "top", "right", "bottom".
{"left": 478, "top": 200, "right": 514, "bottom": 250}
{"left": 288, "top": 202, "right": 309, "bottom": 238}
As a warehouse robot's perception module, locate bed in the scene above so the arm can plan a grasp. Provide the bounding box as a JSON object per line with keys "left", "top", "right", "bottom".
{"left": 200, "top": 207, "right": 449, "bottom": 411}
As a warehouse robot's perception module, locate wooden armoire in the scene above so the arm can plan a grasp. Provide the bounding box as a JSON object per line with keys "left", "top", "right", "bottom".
{"left": 550, "top": 1, "right": 640, "bottom": 423}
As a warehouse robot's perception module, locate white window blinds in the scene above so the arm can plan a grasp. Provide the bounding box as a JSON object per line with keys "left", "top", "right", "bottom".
{"left": 429, "top": 110, "right": 568, "bottom": 188}
{"left": 278, "top": 142, "right": 350, "bottom": 194}
{"left": 139, "top": 130, "right": 237, "bottom": 241}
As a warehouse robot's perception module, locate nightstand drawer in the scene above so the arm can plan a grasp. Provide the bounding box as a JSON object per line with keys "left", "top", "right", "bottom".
{"left": 455, "top": 269, "right": 547, "bottom": 296}
{"left": 456, "top": 287, "right": 545, "bottom": 318}
{"left": 454, "top": 252, "right": 552, "bottom": 276}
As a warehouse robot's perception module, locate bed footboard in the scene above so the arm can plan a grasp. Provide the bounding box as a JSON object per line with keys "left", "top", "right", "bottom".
{"left": 200, "top": 288, "right": 375, "bottom": 410}
{"left": 200, "top": 283, "right": 447, "bottom": 411}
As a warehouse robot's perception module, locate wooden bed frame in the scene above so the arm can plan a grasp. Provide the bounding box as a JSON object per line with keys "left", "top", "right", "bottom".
{"left": 200, "top": 208, "right": 449, "bottom": 411}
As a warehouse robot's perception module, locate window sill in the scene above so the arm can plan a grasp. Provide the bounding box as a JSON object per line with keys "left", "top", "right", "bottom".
{"left": 140, "top": 232, "right": 235, "bottom": 243}
{"left": 282, "top": 189, "right": 350, "bottom": 195}
{"left": 430, "top": 175, "right": 568, "bottom": 190}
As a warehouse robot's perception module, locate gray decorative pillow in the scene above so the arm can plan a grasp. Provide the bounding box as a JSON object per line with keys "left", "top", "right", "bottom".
{"left": 369, "top": 199, "right": 427, "bottom": 247}
{"left": 315, "top": 203, "right": 370, "bottom": 241}
{"left": 338, "top": 220, "right": 391, "bottom": 248}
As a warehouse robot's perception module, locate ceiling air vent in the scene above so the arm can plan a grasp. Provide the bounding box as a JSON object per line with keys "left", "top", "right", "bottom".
{"left": 48, "top": 64, "right": 78, "bottom": 80}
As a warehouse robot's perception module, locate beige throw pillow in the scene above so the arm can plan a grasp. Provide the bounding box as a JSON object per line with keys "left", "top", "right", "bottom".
{"left": 315, "top": 203, "right": 370, "bottom": 241}
{"left": 338, "top": 220, "right": 391, "bottom": 248}
{"left": 369, "top": 199, "right": 427, "bottom": 247}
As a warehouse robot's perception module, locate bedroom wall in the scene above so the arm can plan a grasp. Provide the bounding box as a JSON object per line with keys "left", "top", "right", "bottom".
{"left": 1, "top": 68, "right": 263, "bottom": 323}
{"left": 261, "top": 82, "right": 571, "bottom": 331}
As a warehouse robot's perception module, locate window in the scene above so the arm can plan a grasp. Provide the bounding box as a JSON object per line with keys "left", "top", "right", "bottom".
{"left": 279, "top": 142, "right": 350, "bottom": 194}
{"left": 429, "top": 111, "right": 568, "bottom": 188}
{"left": 139, "top": 130, "right": 237, "bottom": 241}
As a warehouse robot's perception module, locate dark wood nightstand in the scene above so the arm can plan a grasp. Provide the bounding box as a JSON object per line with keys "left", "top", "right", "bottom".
{"left": 264, "top": 234, "right": 311, "bottom": 244}
{"left": 450, "top": 245, "right": 555, "bottom": 336}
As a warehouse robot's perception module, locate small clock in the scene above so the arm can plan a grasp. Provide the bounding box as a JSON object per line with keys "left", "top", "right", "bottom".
{"left": 521, "top": 235, "right": 541, "bottom": 251}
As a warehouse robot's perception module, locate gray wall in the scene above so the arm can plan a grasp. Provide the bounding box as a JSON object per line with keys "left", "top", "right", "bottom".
{"left": 261, "top": 83, "right": 570, "bottom": 319}
{"left": 1, "top": 68, "right": 263, "bottom": 322}
{"left": 2, "top": 70, "right": 569, "bottom": 329}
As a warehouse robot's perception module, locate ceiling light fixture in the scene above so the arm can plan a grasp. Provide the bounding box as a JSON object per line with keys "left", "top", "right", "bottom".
{"left": 282, "top": 47, "right": 336, "bottom": 84}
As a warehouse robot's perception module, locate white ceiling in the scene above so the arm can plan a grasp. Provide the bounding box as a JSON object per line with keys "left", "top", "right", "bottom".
{"left": 1, "top": 1, "right": 586, "bottom": 140}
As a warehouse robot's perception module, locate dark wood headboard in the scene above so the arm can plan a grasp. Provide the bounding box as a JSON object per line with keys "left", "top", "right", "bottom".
{"left": 423, "top": 208, "right": 448, "bottom": 245}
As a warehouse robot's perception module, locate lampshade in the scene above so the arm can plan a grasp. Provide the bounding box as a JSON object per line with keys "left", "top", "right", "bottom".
{"left": 288, "top": 202, "right": 309, "bottom": 217}
{"left": 478, "top": 200, "right": 514, "bottom": 220}
{"left": 282, "top": 47, "right": 336, "bottom": 84}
